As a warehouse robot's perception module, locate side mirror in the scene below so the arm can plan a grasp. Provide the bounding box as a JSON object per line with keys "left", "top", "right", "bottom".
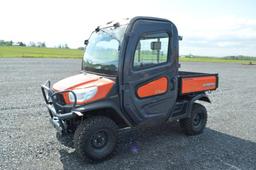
{"left": 178, "top": 36, "right": 183, "bottom": 41}
{"left": 84, "top": 40, "right": 89, "bottom": 46}
{"left": 151, "top": 41, "right": 161, "bottom": 50}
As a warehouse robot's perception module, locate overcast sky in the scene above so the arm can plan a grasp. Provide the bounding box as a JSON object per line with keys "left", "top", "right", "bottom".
{"left": 1, "top": 0, "right": 256, "bottom": 57}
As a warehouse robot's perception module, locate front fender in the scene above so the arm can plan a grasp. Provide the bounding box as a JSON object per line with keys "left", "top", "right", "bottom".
{"left": 75, "top": 100, "right": 133, "bottom": 127}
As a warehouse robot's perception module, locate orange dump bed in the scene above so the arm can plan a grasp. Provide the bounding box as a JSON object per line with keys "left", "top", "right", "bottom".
{"left": 178, "top": 71, "right": 218, "bottom": 95}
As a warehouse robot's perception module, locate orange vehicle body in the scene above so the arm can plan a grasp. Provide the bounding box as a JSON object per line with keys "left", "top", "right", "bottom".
{"left": 181, "top": 76, "right": 217, "bottom": 94}
{"left": 51, "top": 74, "right": 217, "bottom": 105}
{"left": 53, "top": 74, "right": 114, "bottom": 105}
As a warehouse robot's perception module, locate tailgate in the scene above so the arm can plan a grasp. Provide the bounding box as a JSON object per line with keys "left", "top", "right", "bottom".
{"left": 180, "top": 74, "right": 218, "bottom": 95}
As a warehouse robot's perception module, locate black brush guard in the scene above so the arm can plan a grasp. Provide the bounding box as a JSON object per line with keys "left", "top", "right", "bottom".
{"left": 41, "top": 80, "right": 82, "bottom": 133}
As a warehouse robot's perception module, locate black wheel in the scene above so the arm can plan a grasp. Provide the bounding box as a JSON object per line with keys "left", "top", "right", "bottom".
{"left": 180, "top": 103, "right": 207, "bottom": 135}
{"left": 74, "top": 116, "right": 118, "bottom": 161}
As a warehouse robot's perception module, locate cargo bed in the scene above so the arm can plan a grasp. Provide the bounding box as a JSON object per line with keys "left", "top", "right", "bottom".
{"left": 178, "top": 71, "right": 218, "bottom": 95}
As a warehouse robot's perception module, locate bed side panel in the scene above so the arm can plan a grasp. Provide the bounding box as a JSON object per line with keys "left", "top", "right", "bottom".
{"left": 181, "top": 75, "right": 217, "bottom": 94}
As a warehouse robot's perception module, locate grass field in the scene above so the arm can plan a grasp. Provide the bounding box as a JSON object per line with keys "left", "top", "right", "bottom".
{"left": 180, "top": 56, "right": 256, "bottom": 64}
{"left": 0, "top": 46, "right": 83, "bottom": 58}
{"left": 0, "top": 46, "right": 255, "bottom": 64}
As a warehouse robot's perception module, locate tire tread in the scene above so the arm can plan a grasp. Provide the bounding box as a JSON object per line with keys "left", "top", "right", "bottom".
{"left": 180, "top": 103, "right": 207, "bottom": 136}
{"left": 74, "top": 116, "right": 117, "bottom": 161}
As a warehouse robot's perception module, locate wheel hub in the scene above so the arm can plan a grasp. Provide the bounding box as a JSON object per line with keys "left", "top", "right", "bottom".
{"left": 193, "top": 112, "right": 202, "bottom": 127}
{"left": 91, "top": 131, "right": 108, "bottom": 149}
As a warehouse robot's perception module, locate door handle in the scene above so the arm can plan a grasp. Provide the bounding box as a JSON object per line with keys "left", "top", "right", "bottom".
{"left": 170, "top": 77, "right": 176, "bottom": 91}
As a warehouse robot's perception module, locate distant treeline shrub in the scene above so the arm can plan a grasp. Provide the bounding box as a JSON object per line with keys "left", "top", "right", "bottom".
{"left": 0, "top": 40, "right": 47, "bottom": 48}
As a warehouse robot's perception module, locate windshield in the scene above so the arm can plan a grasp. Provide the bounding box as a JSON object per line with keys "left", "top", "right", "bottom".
{"left": 83, "top": 25, "right": 127, "bottom": 75}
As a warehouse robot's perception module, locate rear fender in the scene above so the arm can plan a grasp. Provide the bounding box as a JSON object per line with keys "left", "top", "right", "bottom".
{"left": 198, "top": 95, "right": 211, "bottom": 103}
{"left": 187, "top": 93, "right": 211, "bottom": 117}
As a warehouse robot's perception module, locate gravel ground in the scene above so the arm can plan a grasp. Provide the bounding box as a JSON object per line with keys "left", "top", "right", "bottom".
{"left": 0, "top": 58, "right": 256, "bottom": 170}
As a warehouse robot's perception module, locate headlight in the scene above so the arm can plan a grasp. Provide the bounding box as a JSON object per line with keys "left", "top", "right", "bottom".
{"left": 68, "top": 86, "right": 98, "bottom": 103}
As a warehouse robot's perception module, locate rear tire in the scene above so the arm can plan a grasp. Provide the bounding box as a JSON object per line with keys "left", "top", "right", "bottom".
{"left": 74, "top": 116, "right": 118, "bottom": 161}
{"left": 180, "top": 103, "right": 207, "bottom": 136}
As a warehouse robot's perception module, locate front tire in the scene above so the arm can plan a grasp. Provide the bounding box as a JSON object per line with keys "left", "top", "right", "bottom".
{"left": 74, "top": 116, "right": 118, "bottom": 161}
{"left": 180, "top": 103, "right": 207, "bottom": 135}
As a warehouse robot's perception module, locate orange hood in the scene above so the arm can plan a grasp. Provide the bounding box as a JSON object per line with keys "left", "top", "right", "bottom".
{"left": 53, "top": 73, "right": 114, "bottom": 104}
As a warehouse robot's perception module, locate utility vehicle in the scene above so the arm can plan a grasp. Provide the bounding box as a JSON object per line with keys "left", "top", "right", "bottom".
{"left": 41, "top": 16, "right": 218, "bottom": 161}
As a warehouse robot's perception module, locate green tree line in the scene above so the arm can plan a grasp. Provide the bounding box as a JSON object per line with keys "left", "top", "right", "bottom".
{"left": 0, "top": 40, "right": 46, "bottom": 47}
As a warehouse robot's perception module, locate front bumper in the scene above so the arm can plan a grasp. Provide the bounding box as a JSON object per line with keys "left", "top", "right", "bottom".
{"left": 41, "top": 80, "right": 82, "bottom": 133}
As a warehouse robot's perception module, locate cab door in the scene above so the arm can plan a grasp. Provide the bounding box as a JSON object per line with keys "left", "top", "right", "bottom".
{"left": 121, "top": 18, "right": 179, "bottom": 125}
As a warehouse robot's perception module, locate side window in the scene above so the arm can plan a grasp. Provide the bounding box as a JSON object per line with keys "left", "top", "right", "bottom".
{"left": 133, "top": 32, "right": 169, "bottom": 70}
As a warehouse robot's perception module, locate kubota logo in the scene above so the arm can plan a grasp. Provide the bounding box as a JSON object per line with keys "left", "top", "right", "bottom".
{"left": 203, "top": 83, "right": 215, "bottom": 87}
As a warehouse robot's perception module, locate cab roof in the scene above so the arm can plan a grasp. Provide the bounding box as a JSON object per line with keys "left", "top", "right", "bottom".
{"left": 98, "top": 16, "right": 175, "bottom": 30}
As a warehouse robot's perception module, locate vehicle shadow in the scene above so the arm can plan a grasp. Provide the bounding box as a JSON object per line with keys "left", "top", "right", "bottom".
{"left": 58, "top": 121, "right": 256, "bottom": 170}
